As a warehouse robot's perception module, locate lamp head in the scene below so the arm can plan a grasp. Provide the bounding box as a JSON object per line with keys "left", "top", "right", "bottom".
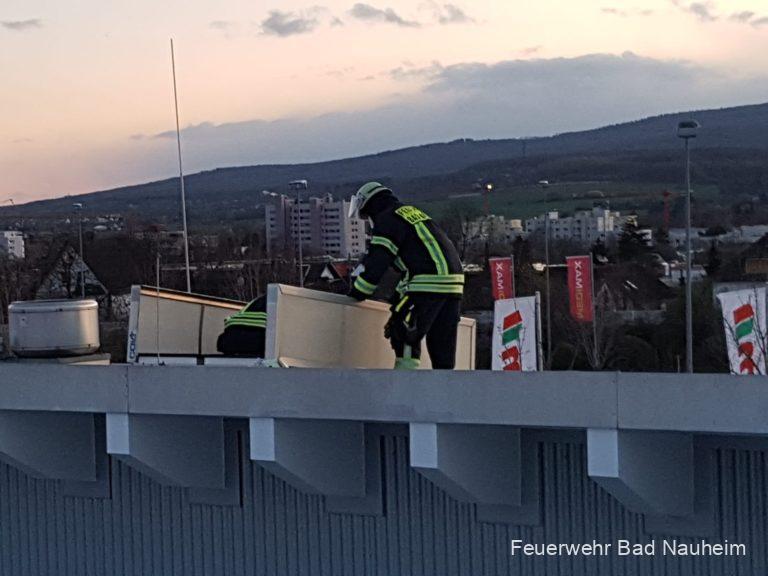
{"left": 677, "top": 120, "right": 700, "bottom": 139}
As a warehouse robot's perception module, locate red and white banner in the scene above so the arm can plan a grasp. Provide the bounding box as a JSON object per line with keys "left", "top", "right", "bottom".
{"left": 567, "top": 255, "right": 594, "bottom": 323}
{"left": 489, "top": 257, "right": 515, "bottom": 301}
{"left": 717, "top": 288, "right": 767, "bottom": 376}
{"left": 492, "top": 296, "right": 539, "bottom": 371}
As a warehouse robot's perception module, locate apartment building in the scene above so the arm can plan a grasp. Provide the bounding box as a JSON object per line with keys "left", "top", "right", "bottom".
{"left": 265, "top": 193, "right": 367, "bottom": 258}
{"left": 525, "top": 207, "right": 624, "bottom": 244}
{"left": 466, "top": 215, "right": 524, "bottom": 243}
{"left": 0, "top": 230, "right": 24, "bottom": 259}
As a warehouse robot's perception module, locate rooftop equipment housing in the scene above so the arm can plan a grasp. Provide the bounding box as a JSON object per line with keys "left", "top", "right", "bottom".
{"left": 9, "top": 299, "right": 100, "bottom": 357}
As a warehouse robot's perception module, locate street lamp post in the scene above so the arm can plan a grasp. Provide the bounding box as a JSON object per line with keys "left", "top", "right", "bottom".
{"left": 484, "top": 183, "right": 494, "bottom": 261}
{"left": 289, "top": 180, "right": 309, "bottom": 288}
{"left": 677, "top": 119, "right": 699, "bottom": 374}
{"left": 483, "top": 182, "right": 493, "bottom": 217}
{"left": 538, "top": 180, "right": 552, "bottom": 368}
{"left": 72, "top": 203, "right": 85, "bottom": 299}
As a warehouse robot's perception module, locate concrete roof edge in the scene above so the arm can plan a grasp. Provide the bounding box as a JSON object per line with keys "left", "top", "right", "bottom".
{"left": 0, "top": 364, "right": 765, "bottom": 435}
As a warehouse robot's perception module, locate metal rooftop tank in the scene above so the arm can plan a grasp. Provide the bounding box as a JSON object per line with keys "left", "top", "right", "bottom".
{"left": 9, "top": 299, "right": 100, "bottom": 357}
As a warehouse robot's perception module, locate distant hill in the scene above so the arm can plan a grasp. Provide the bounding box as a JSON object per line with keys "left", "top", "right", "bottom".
{"left": 3, "top": 102, "right": 767, "bottom": 228}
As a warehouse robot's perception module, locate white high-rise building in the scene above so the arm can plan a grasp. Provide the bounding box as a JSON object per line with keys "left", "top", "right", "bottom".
{"left": 525, "top": 207, "right": 624, "bottom": 244}
{"left": 466, "top": 215, "right": 524, "bottom": 243}
{"left": 265, "top": 193, "right": 367, "bottom": 258}
{"left": 0, "top": 231, "right": 24, "bottom": 259}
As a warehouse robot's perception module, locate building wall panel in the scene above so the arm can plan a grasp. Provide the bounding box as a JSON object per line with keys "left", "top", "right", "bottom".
{"left": 0, "top": 432, "right": 766, "bottom": 575}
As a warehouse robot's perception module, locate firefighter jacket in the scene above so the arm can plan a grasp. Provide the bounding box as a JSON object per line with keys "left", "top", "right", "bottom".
{"left": 224, "top": 297, "right": 267, "bottom": 330}
{"left": 350, "top": 202, "right": 464, "bottom": 300}
{"left": 216, "top": 296, "right": 267, "bottom": 356}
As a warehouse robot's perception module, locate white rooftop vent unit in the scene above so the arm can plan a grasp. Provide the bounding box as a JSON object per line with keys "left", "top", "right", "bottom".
{"left": 9, "top": 299, "right": 100, "bottom": 357}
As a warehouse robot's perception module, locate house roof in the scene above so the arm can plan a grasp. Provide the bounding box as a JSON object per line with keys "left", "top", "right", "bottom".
{"left": 36, "top": 236, "right": 156, "bottom": 295}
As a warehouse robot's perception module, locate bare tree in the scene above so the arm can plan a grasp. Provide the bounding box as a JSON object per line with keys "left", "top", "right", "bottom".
{"left": 439, "top": 201, "right": 481, "bottom": 262}
{"left": 0, "top": 252, "right": 33, "bottom": 324}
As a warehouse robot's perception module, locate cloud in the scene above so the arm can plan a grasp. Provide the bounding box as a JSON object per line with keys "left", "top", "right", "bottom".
{"left": 1, "top": 19, "right": 42, "bottom": 31}
{"left": 124, "top": 52, "right": 767, "bottom": 178}
{"left": 434, "top": 4, "right": 474, "bottom": 24}
{"left": 260, "top": 10, "right": 319, "bottom": 36}
{"left": 389, "top": 61, "right": 443, "bottom": 81}
{"left": 12, "top": 138, "right": 32, "bottom": 144}
{"left": 671, "top": 1, "right": 718, "bottom": 22}
{"left": 601, "top": 6, "right": 654, "bottom": 17}
{"left": 209, "top": 20, "right": 234, "bottom": 30}
{"left": 349, "top": 3, "right": 421, "bottom": 27}
{"left": 689, "top": 2, "right": 717, "bottom": 21}
{"left": 723, "top": 8, "right": 768, "bottom": 26}
{"left": 519, "top": 46, "right": 542, "bottom": 56}
{"left": 154, "top": 121, "right": 216, "bottom": 140}
{"left": 209, "top": 20, "right": 243, "bottom": 38}
{"left": 326, "top": 67, "right": 355, "bottom": 78}
{"left": 729, "top": 11, "right": 754, "bottom": 23}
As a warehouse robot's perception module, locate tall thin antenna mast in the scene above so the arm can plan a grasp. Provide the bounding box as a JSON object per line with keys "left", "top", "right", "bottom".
{"left": 170, "top": 38, "right": 192, "bottom": 293}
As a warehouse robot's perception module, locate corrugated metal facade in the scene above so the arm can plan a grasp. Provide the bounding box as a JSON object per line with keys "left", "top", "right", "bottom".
{"left": 0, "top": 430, "right": 765, "bottom": 575}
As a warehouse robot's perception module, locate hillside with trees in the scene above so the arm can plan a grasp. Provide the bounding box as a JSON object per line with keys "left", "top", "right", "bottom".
{"left": 1, "top": 102, "right": 766, "bottom": 231}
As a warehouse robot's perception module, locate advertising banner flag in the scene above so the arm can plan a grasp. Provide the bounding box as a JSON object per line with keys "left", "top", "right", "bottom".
{"left": 717, "top": 288, "right": 767, "bottom": 375}
{"left": 492, "top": 296, "right": 538, "bottom": 371}
{"left": 567, "top": 255, "right": 594, "bottom": 322}
{"left": 489, "top": 257, "right": 515, "bottom": 300}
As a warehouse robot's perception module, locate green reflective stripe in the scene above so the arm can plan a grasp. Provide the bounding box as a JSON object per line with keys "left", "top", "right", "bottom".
{"left": 406, "top": 273, "right": 464, "bottom": 294}
{"left": 394, "top": 256, "right": 409, "bottom": 297}
{"left": 414, "top": 222, "right": 448, "bottom": 275}
{"left": 225, "top": 318, "right": 266, "bottom": 328}
{"left": 395, "top": 357, "right": 420, "bottom": 370}
{"left": 226, "top": 306, "right": 267, "bottom": 328}
{"left": 395, "top": 295, "right": 410, "bottom": 313}
{"left": 394, "top": 257, "right": 409, "bottom": 297}
{"left": 407, "top": 284, "right": 464, "bottom": 294}
{"left": 354, "top": 276, "right": 377, "bottom": 295}
{"left": 224, "top": 316, "right": 267, "bottom": 323}
{"left": 371, "top": 235, "right": 399, "bottom": 255}
{"left": 410, "top": 274, "right": 464, "bottom": 284}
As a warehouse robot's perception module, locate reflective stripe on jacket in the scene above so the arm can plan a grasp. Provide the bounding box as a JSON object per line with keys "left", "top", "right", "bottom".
{"left": 353, "top": 202, "right": 464, "bottom": 299}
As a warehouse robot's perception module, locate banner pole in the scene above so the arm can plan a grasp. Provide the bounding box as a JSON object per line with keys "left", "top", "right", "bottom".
{"left": 510, "top": 254, "right": 516, "bottom": 299}
{"left": 590, "top": 252, "right": 599, "bottom": 369}
{"left": 535, "top": 291, "right": 544, "bottom": 371}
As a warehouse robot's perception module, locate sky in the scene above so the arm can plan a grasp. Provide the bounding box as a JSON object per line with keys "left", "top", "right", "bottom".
{"left": 1, "top": 0, "right": 767, "bottom": 203}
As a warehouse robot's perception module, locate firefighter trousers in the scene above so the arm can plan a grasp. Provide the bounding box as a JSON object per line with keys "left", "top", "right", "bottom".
{"left": 389, "top": 295, "right": 461, "bottom": 370}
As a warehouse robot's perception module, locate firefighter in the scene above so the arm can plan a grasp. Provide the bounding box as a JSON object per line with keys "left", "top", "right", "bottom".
{"left": 216, "top": 296, "right": 267, "bottom": 356}
{"left": 348, "top": 182, "right": 464, "bottom": 369}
